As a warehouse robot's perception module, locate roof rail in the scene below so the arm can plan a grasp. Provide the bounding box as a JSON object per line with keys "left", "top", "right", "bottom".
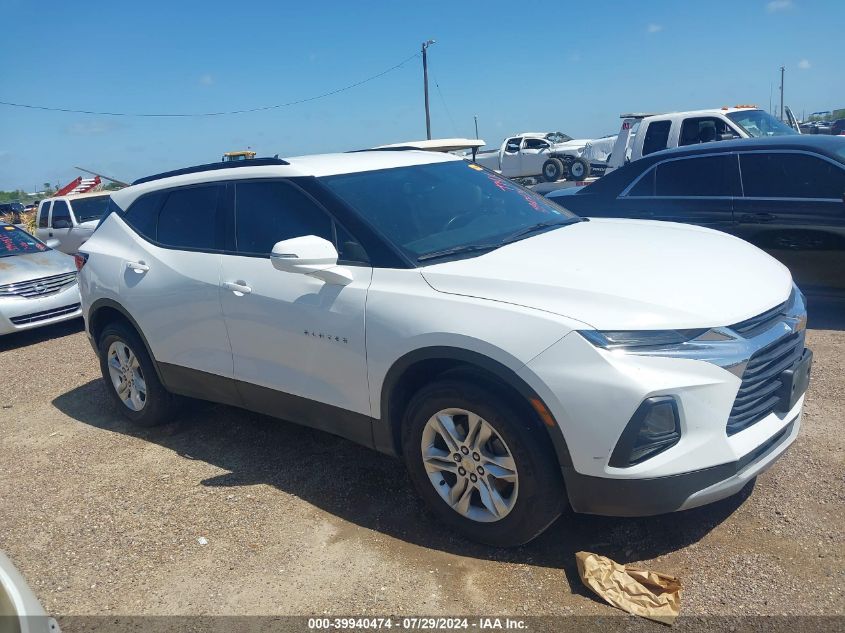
{"left": 132, "top": 157, "right": 290, "bottom": 186}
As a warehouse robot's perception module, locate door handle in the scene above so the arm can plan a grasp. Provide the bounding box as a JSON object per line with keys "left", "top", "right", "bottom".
{"left": 741, "top": 212, "right": 776, "bottom": 223}
{"left": 126, "top": 261, "right": 150, "bottom": 273}
{"left": 223, "top": 281, "right": 252, "bottom": 295}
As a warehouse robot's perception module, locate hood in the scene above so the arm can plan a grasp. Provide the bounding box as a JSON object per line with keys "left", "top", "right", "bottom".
{"left": 421, "top": 218, "right": 793, "bottom": 330}
{"left": 0, "top": 249, "right": 76, "bottom": 286}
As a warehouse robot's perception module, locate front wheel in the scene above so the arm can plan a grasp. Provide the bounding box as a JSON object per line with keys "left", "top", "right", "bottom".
{"left": 402, "top": 378, "right": 565, "bottom": 546}
{"left": 541, "top": 158, "right": 564, "bottom": 182}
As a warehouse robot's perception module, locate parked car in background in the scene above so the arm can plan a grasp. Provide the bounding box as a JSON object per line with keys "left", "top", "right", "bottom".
{"left": 547, "top": 135, "right": 845, "bottom": 292}
{"left": 606, "top": 106, "right": 798, "bottom": 171}
{"left": 0, "top": 223, "right": 81, "bottom": 335}
{"left": 474, "top": 132, "right": 609, "bottom": 182}
{"left": 79, "top": 152, "right": 808, "bottom": 546}
{"left": 35, "top": 192, "right": 111, "bottom": 254}
{"left": 831, "top": 119, "right": 845, "bottom": 136}
{"left": 0, "top": 201, "right": 25, "bottom": 224}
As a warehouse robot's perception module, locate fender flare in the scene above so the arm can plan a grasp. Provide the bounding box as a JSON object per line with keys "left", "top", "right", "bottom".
{"left": 377, "top": 346, "right": 573, "bottom": 468}
{"left": 87, "top": 298, "right": 166, "bottom": 384}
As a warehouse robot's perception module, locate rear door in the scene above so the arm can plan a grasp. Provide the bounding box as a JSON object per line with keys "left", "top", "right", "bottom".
{"left": 734, "top": 150, "right": 845, "bottom": 291}
{"left": 499, "top": 138, "right": 523, "bottom": 177}
{"left": 117, "top": 184, "right": 235, "bottom": 392}
{"left": 35, "top": 201, "right": 51, "bottom": 242}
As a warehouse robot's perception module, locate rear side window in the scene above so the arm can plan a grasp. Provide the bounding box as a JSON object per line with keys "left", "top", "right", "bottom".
{"left": 740, "top": 152, "right": 845, "bottom": 199}
{"left": 123, "top": 192, "right": 164, "bottom": 239}
{"left": 38, "top": 202, "right": 50, "bottom": 228}
{"left": 627, "top": 169, "right": 655, "bottom": 196}
{"left": 234, "top": 181, "right": 333, "bottom": 255}
{"left": 655, "top": 155, "right": 740, "bottom": 197}
{"left": 51, "top": 200, "right": 72, "bottom": 227}
{"left": 157, "top": 185, "right": 221, "bottom": 250}
{"left": 641, "top": 120, "right": 671, "bottom": 156}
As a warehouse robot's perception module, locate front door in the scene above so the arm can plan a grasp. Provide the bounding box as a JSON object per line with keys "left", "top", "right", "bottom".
{"left": 219, "top": 179, "right": 373, "bottom": 439}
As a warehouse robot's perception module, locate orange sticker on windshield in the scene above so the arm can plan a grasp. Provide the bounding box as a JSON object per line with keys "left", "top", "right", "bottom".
{"left": 467, "top": 163, "right": 483, "bottom": 170}
{"left": 3, "top": 226, "right": 14, "bottom": 230}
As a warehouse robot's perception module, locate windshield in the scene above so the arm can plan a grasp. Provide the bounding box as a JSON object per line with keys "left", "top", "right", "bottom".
{"left": 0, "top": 225, "right": 49, "bottom": 257}
{"left": 69, "top": 195, "right": 110, "bottom": 223}
{"left": 320, "top": 160, "right": 579, "bottom": 262}
{"left": 726, "top": 110, "right": 797, "bottom": 137}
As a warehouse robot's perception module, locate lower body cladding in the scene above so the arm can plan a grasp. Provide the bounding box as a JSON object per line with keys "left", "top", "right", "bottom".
{"left": 0, "top": 285, "right": 82, "bottom": 335}
{"left": 520, "top": 327, "right": 808, "bottom": 516}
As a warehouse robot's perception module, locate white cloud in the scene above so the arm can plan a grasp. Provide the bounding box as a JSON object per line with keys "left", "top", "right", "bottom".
{"left": 767, "top": 0, "right": 793, "bottom": 12}
{"left": 797, "top": 59, "right": 811, "bottom": 69}
{"left": 646, "top": 23, "right": 663, "bottom": 34}
{"left": 198, "top": 73, "right": 214, "bottom": 86}
{"left": 66, "top": 120, "right": 122, "bottom": 136}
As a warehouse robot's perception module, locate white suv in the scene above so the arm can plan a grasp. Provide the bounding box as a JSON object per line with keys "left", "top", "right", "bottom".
{"left": 78, "top": 152, "right": 811, "bottom": 546}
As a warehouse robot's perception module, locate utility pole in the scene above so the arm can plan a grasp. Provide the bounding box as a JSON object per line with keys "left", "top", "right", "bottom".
{"left": 474, "top": 115, "right": 479, "bottom": 139}
{"left": 422, "top": 39, "right": 435, "bottom": 140}
{"left": 779, "top": 65, "right": 785, "bottom": 121}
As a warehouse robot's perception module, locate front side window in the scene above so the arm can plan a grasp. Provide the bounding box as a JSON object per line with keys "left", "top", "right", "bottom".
{"left": 51, "top": 200, "right": 72, "bottom": 228}
{"left": 655, "top": 155, "right": 740, "bottom": 197}
{"left": 740, "top": 152, "right": 845, "bottom": 199}
{"left": 726, "top": 110, "right": 797, "bottom": 137}
{"left": 320, "top": 161, "right": 579, "bottom": 262}
{"left": 679, "top": 117, "right": 739, "bottom": 146}
{"left": 69, "top": 195, "right": 110, "bottom": 223}
{"left": 38, "top": 202, "right": 50, "bottom": 228}
{"left": 234, "top": 181, "right": 333, "bottom": 255}
{"left": 641, "top": 120, "right": 672, "bottom": 156}
{"left": 0, "top": 225, "right": 49, "bottom": 257}
{"left": 157, "top": 185, "right": 221, "bottom": 250}
{"left": 523, "top": 138, "right": 549, "bottom": 150}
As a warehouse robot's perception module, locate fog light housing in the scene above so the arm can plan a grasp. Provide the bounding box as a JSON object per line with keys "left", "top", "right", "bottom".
{"left": 609, "top": 396, "right": 681, "bottom": 467}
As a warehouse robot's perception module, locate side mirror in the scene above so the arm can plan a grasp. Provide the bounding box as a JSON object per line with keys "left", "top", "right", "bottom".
{"left": 45, "top": 238, "right": 60, "bottom": 249}
{"left": 270, "top": 235, "right": 352, "bottom": 285}
{"left": 52, "top": 219, "right": 71, "bottom": 229}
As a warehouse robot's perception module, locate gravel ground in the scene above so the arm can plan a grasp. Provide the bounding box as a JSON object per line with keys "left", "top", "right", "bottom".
{"left": 0, "top": 295, "right": 843, "bottom": 628}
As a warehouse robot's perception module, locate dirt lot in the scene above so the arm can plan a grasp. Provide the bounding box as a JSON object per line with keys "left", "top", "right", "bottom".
{"left": 1, "top": 294, "right": 843, "bottom": 628}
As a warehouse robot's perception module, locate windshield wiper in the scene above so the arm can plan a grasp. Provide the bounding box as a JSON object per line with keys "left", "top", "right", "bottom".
{"left": 417, "top": 243, "right": 502, "bottom": 262}
{"left": 500, "top": 218, "right": 579, "bottom": 244}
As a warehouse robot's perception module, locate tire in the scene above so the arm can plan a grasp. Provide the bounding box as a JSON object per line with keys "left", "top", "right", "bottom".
{"left": 402, "top": 377, "right": 565, "bottom": 547}
{"left": 567, "top": 157, "right": 591, "bottom": 181}
{"left": 97, "top": 321, "right": 178, "bottom": 427}
{"left": 541, "top": 158, "right": 564, "bottom": 183}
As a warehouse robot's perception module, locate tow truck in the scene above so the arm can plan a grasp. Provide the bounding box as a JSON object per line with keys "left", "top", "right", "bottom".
{"left": 606, "top": 105, "right": 799, "bottom": 171}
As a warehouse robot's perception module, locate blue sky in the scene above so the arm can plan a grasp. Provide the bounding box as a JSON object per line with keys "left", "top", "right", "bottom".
{"left": 1, "top": 0, "right": 842, "bottom": 190}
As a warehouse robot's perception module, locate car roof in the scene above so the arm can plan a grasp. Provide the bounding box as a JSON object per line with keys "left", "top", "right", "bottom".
{"left": 113, "top": 150, "right": 463, "bottom": 210}
{"left": 648, "top": 134, "right": 845, "bottom": 160}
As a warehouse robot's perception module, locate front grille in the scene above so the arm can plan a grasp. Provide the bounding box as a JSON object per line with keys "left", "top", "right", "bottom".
{"left": 730, "top": 300, "right": 788, "bottom": 338}
{"left": 0, "top": 272, "right": 77, "bottom": 298}
{"left": 10, "top": 303, "right": 81, "bottom": 325}
{"left": 727, "top": 330, "right": 804, "bottom": 435}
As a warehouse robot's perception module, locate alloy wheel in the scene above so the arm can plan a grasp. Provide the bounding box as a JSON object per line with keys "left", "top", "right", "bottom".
{"left": 420, "top": 408, "right": 518, "bottom": 522}
{"left": 107, "top": 341, "right": 147, "bottom": 412}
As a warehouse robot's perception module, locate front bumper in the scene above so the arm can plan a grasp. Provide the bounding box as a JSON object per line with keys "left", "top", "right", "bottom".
{"left": 0, "top": 284, "right": 82, "bottom": 335}
{"left": 518, "top": 290, "right": 809, "bottom": 516}
{"left": 564, "top": 412, "right": 800, "bottom": 516}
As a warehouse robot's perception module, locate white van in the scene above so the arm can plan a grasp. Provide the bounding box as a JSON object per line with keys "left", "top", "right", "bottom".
{"left": 35, "top": 192, "right": 111, "bottom": 254}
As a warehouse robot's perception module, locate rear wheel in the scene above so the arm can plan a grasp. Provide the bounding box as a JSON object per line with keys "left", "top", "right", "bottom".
{"left": 402, "top": 377, "right": 564, "bottom": 546}
{"left": 541, "top": 158, "right": 564, "bottom": 182}
{"left": 98, "top": 321, "right": 178, "bottom": 426}
{"left": 568, "top": 157, "right": 591, "bottom": 180}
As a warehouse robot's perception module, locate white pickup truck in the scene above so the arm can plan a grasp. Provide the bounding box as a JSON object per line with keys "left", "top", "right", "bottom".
{"left": 606, "top": 106, "right": 799, "bottom": 171}
{"left": 475, "top": 132, "right": 611, "bottom": 182}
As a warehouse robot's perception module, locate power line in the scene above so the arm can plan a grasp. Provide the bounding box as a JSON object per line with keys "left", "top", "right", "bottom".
{"left": 0, "top": 53, "right": 419, "bottom": 118}
{"left": 433, "top": 74, "right": 459, "bottom": 137}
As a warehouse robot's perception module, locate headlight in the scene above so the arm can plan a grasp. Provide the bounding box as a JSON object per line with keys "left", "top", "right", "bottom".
{"left": 578, "top": 329, "right": 708, "bottom": 350}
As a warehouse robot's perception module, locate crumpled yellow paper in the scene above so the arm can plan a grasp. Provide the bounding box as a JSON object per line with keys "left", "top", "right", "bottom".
{"left": 576, "top": 551, "right": 682, "bottom": 625}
